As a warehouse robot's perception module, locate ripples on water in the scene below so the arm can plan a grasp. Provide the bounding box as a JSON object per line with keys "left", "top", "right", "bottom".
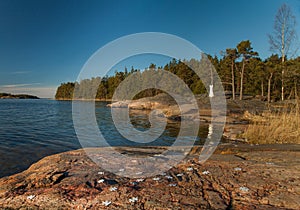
{"left": 0, "top": 99, "right": 209, "bottom": 178}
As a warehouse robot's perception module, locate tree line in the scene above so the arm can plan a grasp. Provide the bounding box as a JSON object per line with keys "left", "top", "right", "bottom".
{"left": 55, "top": 50, "right": 300, "bottom": 102}
{"left": 55, "top": 3, "right": 299, "bottom": 102}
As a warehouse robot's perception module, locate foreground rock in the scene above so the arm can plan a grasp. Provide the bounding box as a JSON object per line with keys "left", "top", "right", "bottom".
{"left": 0, "top": 144, "right": 299, "bottom": 209}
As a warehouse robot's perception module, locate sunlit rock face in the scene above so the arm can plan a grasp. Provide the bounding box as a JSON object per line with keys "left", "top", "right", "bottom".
{"left": 0, "top": 145, "right": 299, "bottom": 209}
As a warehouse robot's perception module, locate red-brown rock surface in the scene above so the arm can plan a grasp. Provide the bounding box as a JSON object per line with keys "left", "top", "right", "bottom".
{"left": 0, "top": 144, "right": 299, "bottom": 209}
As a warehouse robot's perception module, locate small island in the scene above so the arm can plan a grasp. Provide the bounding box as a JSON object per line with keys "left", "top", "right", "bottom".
{"left": 0, "top": 93, "right": 39, "bottom": 99}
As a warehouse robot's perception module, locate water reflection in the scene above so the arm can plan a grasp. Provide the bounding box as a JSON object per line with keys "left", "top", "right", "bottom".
{"left": 0, "top": 100, "right": 212, "bottom": 178}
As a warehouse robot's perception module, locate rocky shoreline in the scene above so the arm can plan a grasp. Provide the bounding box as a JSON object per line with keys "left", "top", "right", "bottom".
{"left": 2, "top": 94, "right": 299, "bottom": 209}
{"left": 0, "top": 144, "right": 299, "bottom": 209}
{"left": 108, "top": 93, "right": 267, "bottom": 142}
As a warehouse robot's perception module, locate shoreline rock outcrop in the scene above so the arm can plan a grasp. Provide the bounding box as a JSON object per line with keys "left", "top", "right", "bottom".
{"left": 0, "top": 144, "right": 299, "bottom": 209}
{"left": 108, "top": 93, "right": 211, "bottom": 121}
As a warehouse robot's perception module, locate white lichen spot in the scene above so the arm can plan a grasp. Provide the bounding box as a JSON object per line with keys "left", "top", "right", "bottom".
{"left": 135, "top": 171, "right": 143, "bottom": 175}
{"left": 27, "top": 195, "right": 35, "bottom": 200}
{"left": 98, "top": 171, "right": 104, "bottom": 175}
{"left": 169, "top": 183, "right": 177, "bottom": 187}
{"left": 129, "top": 197, "right": 138, "bottom": 203}
{"left": 154, "top": 154, "right": 164, "bottom": 157}
{"left": 119, "top": 168, "right": 125, "bottom": 172}
{"left": 109, "top": 186, "right": 118, "bottom": 192}
{"left": 97, "top": 179, "right": 105, "bottom": 183}
{"left": 102, "top": 200, "right": 111, "bottom": 206}
{"left": 165, "top": 175, "right": 173, "bottom": 179}
{"left": 202, "top": 170, "right": 210, "bottom": 175}
{"left": 187, "top": 167, "right": 194, "bottom": 171}
{"left": 136, "top": 178, "right": 144, "bottom": 182}
{"left": 153, "top": 177, "right": 160, "bottom": 181}
{"left": 239, "top": 186, "right": 249, "bottom": 192}
{"left": 234, "top": 167, "right": 242, "bottom": 171}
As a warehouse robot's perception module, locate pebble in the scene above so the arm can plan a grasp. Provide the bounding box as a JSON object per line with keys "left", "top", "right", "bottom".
{"left": 136, "top": 178, "right": 144, "bottom": 182}
{"left": 176, "top": 173, "right": 184, "bottom": 177}
{"left": 129, "top": 197, "right": 138, "bottom": 203}
{"left": 187, "top": 167, "right": 194, "bottom": 171}
{"left": 97, "top": 179, "right": 105, "bottom": 183}
{"left": 153, "top": 177, "right": 160, "bottom": 181}
{"left": 202, "top": 170, "right": 210, "bottom": 175}
{"left": 239, "top": 186, "right": 249, "bottom": 192}
{"left": 109, "top": 187, "right": 118, "bottom": 191}
{"left": 98, "top": 171, "right": 104, "bottom": 175}
{"left": 27, "top": 195, "right": 35, "bottom": 200}
{"left": 234, "top": 167, "right": 242, "bottom": 171}
{"left": 102, "top": 200, "right": 111, "bottom": 206}
{"left": 165, "top": 175, "right": 173, "bottom": 179}
{"left": 169, "top": 183, "right": 177, "bottom": 187}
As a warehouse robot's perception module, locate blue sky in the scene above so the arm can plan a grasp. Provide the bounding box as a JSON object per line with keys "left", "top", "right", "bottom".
{"left": 0, "top": 0, "right": 299, "bottom": 98}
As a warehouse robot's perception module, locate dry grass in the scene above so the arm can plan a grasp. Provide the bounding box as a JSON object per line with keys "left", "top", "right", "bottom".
{"left": 243, "top": 101, "right": 300, "bottom": 144}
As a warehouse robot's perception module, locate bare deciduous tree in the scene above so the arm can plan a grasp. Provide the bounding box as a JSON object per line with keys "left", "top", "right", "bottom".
{"left": 268, "top": 3, "right": 297, "bottom": 101}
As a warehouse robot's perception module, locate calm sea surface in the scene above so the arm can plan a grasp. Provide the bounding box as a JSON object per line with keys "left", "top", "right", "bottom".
{"left": 0, "top": 99, "right": 209, "bottom": 178}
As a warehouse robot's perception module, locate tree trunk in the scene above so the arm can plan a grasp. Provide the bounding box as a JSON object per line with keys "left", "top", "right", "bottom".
{"left": 281, "top": 18, "right": 285, "bottom": 101}
{"left": 231, "top": 60, "right": 235, "bottom": 100}
{"left": 239, "top": 60, "right": 245, "bottom": 100}
{"left": 235, "top": 63, "right": 240, "bottom": 96}
{"left": 288, "top": 88, "right": 293, "bottom": 100}
{"left": 295, "top": 80, "right": 298, "bottom": 99}
{"left": 268, "top": 72, "right": 273, "bottom": 103}
{"left": 281, "top": 67, "right": 285, "bottom": 101}
{"left": 261, "top": 80, "right": 264, "bottom": 97}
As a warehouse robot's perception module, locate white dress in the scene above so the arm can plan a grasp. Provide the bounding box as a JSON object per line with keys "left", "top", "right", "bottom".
{"left": 209, "top": 85, "right": 214, "bottom": 98}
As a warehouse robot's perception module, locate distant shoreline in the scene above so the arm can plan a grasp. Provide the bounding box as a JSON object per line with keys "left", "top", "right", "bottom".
{"left": 0, "top": 93, "right": 39, "bottom": 99}
{"left": 55, "top": 98, "right": 113, "bottom": 102}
